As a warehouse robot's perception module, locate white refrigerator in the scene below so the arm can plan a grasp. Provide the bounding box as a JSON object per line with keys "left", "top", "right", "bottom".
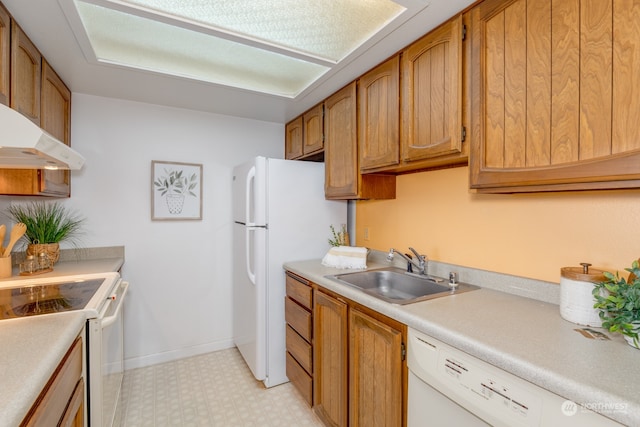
{"left": 232, "top": 156, "right": 347, "bottom": 387}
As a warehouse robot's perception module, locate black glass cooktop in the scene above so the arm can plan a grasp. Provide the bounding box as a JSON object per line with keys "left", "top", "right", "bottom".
{"left": 0, "top": 279, "right": 104, "bottom": 319}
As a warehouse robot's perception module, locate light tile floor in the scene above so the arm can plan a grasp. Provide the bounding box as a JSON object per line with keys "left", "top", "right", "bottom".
{"left": 114, "top": 347, "right": 324, "bottom": 427}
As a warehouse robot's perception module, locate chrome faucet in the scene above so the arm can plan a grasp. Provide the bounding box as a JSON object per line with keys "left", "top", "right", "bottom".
{"left": 387, "top": 247, "right": 428, "bottom": 276}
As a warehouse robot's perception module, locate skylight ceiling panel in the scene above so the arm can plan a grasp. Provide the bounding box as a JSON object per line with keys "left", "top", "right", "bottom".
{"left": 75, "top": 1, "right": 329, "bottom": 97}
{"left": 118, "top": 0, "right": 406, "bottom": 62}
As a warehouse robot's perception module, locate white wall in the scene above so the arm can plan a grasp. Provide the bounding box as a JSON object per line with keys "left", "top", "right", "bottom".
{"left": 68, "top": 94, "right": 282, "bottom": 368}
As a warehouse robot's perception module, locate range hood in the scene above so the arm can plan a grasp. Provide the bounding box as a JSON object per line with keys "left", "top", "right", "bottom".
{"left": 0, "top": 103, "right": 85, "bottom": 170}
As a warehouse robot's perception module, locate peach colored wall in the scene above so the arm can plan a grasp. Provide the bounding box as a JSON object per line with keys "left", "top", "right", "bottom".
{"left": 355, "top": 166, "right": 640, "bottom": 283}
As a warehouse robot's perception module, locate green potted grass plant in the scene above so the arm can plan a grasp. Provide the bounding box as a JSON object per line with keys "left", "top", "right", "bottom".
{"left": 6, "top": 201, "right": 85, "bottom": 264}
{"left": 593, "top": 260, "right": 640, "bottom": 349}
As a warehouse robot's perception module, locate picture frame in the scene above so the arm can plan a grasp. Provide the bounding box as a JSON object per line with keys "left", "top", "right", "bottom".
{"left": 151, "top": 160, "right": 203, "bottom": 220}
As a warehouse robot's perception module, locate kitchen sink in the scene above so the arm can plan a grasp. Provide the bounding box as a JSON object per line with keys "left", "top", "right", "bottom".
{"left": 326, "top": 267, "right": 478, "bottom": 305}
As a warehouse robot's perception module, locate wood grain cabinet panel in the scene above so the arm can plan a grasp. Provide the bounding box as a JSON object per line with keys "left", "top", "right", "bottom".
{"left": 312, "top": 286, "right": 407, "bottom": 427}
{"left": 285, "top": 103, "right": 324, "bottom": 160}
{"left": 10, "top": 21, "right": 41, "bottom": 125}
{"left": 286, "top": 273, "right": 312, "bottom": 310}
{"left": 324, "top": 82, "right": 396, "bottom": 200}
{"left": 313, "top": 290, "right": 348, "bottom": 427}
{"left": 285, "top": 272, "right": 314, "bottom": 406}
{"left": 349, "top": 308, "right": 403, "bottom": 427}
{"left": 285, "top": 296, "right": 312, "bottom": 342}
{"left": 0, "top": 2, "right": 9, "bottom": 106}
{"left": 0, "top": 59, "right": 72, "bottom": 196}
{"left": 358, "top": 56, "right": 400, "bottom": 172}
{"left": 286, "top": 352, "right": 313, "bottom": 406}
{"left": 302, "top": 103, "right": 324, "bottom": 157}
{"left": 285, "top": 116, "right": 304, "bottom": 159}
{"left": 21, "top": 336, "right": 84, "bottom": 427}
{"left": 401, "top": 15, "right": 466, "bottom": 167}
{"left": 469, "top": 0, "right": 640, "bottom": 192}
{"left": 324, "top": 83, "right": 359, "bottom": 199}
{"left": 40, "top": 59, "right": 71, "bottom": 196}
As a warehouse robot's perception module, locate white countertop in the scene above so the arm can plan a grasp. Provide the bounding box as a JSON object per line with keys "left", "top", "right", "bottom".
{"left": 0, "top": 250, "right": 124, "bottom": 427}
{"left": 283, "top": 258, "right": 640, "bottom": 426}
{"left": 0, "top": 311, "right": 87, "bottom": 427}
{"left": 0, "top": 257, "right": 124, "bottom": 283}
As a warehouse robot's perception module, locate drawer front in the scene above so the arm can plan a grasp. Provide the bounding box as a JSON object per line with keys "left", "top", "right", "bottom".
{"left": 286, "top": 325, "right": 312, "bottom": 374}
{"left": 285, "top": 296, "right": 312, "bottom": 341}
{"left": 23, "top": 336, "right": 83, "bottom": 426}
{"left": 286, "top": 273, "right": 312, "bottom": 309}
{"left": 286, "top": 351, "right": 313, "bottom": 406}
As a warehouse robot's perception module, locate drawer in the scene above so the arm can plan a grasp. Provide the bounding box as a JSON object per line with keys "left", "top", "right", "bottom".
{"left": 285, "top": 296, "right": 312, "bottom": 341}
{"left": 286, "top": 351, "right": 313, "bottom": 406}
{"left": 22, "top": 336, "right": 83, "bottom": 426}
{"left": 286, "top": 273, "right": 312, "bottom": 309}
{"left": 286, "top": 325, "right": 312, "bottom": 374}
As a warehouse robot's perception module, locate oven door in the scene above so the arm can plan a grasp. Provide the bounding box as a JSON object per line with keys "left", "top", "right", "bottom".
{"left": 88, "top": 279, "right": 129, "bottom": 427}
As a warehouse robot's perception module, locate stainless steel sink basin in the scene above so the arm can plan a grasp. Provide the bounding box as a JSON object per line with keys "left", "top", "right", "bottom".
{"left": 326, "top": 267, "right": 478, "bottom": 305}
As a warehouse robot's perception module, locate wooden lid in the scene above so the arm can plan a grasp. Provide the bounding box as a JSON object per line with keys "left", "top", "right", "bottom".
{"left": 561, "top": 263, "right": 606, "bottom": 283}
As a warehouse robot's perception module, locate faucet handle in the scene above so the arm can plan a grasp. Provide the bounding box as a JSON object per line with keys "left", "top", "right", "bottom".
{"left": 408, "top": 247, "right": 426, "bottom": 261}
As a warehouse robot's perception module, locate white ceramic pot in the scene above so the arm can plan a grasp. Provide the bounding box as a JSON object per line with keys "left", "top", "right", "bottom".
{"left": 624, "top": 334, "right": 640, "bottom": 349}
{"left": 623, "top": 322, "right": 640, "bottom": 349}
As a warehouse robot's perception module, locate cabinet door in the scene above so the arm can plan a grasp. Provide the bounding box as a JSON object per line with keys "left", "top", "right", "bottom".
{"left": 11, "top": 21, "right": 41, "bottom": 125}
{"left": 359, "top": 56, "right": 400, "bottom": 171}
{"left": 22, "top": 337, "right": 83, "bottom": 426}
{"left": 303, "top": 103, "right": 324, "bottom": 156}
{"left": 349, "top": 308, "right": 403, "bottom": 427}
{"left": 325, "top": 82, "right": 396, "bottom": 200}
{"left": 313, "top": 290, "right": 348, "bottom": 427}
{"left": 40, "top": 59, "right": 71, "bottom": 197}
{"left": 401, "top": 15, "right": 464, "bottom": 163}
{"left": 324, "top": 82, "right": 359, "bottom": 199}
{"left": 0, "top": 3, "right": 9, "bottom": 106}
{"left": 285, "top": 116, "right": 303, "bottom": 159}
{"left": 469, "top": 0, "right": 640, "bottom": 193}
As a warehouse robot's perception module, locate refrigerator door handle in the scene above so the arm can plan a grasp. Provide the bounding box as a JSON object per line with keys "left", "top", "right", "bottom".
{"left": 246, "top": 227, "right": 256, "bottom": 285}
{"left": 245, "top": 165, "right": 256, "bottom": 226}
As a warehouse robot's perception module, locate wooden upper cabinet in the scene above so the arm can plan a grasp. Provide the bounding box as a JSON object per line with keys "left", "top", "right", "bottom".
{"left": 0, "top": 57, "right": 72, "bottom": 196}
{"left": 285, "top": 103, "right": 324, "bottom": 160}
{"left": 401, "top": 15, "right": 465, "bottom": 166}
{"left": 324, "top": 83, "right": 359, "bottom": 198}
{"left": 302, "top": 103, "right": 324, "bottom": 156}
{"left": 325, "top": 82, "right": 396, "bottom": 200}
{"left": 358, "top": 55, "right": 400, "bottom": 172}
{"left": 0, "top": 3, "right": 9, "bottom": 106}
{"left": 40, "top": 59, "right": 71, "bottom": 196}
{"left": 469, "top": 0, "right": 640, "bottom": 192}
{"left": 285, "top": 116, "right": 303, "bottom": 159}
{"left": 11, "top": 21, "right": 41, "bottom": 125}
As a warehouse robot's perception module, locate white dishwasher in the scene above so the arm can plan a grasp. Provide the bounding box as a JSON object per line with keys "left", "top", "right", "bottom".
{"left": 407, "top": 328, "right": 623, "bottom": 427}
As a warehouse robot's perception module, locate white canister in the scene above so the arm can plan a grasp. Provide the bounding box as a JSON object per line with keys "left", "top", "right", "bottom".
{"left": 560, "top": 263, "right": 606, "bottom": 327}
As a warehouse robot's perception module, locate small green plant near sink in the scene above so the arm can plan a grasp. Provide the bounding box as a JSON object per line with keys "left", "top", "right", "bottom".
{"left": 328, "top": 224, "right": 349, "bottom": 247}
{"left": 593, "top": 260, "right": 640, "bottom": 349}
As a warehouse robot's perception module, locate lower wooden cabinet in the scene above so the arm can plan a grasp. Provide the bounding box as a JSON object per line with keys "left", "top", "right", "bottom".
{"left": 349, "top": 308, "right": 404, "bottom": 427}
{"left": 21, "top": 335, "right": 85, "bottom": 426}
{"left": 285, "top": 272, "right": 314, "bottom": 406}
{"left": 313, "top": 286, "right": 406, "bottom": 427}
{"left": 284, "top": 268, "right": 408, "bottom": 427}
{"left": 313, "top": 289, "right": 349, "bottom": 427}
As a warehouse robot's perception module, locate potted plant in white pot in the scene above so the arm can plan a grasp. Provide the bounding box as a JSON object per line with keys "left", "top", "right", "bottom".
{"left": 593, "top": 259, "right": 640, "bottom": 349}
{"left": 6, "top": 201, "right": 85, "bottom": 264}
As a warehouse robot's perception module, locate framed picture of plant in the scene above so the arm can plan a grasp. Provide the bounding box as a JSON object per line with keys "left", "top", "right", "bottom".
{"left": 151, "top": 160, "right": 203, "bottom": 220}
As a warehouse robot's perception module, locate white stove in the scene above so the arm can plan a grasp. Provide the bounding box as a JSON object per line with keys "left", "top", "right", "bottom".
{"left": 0, "top": 272, "right": 128, "bottom": 427}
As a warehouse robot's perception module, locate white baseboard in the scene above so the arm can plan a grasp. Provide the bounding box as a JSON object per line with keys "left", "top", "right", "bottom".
{"left": 123, "top": 339, "right": 235, "bottom": 370}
